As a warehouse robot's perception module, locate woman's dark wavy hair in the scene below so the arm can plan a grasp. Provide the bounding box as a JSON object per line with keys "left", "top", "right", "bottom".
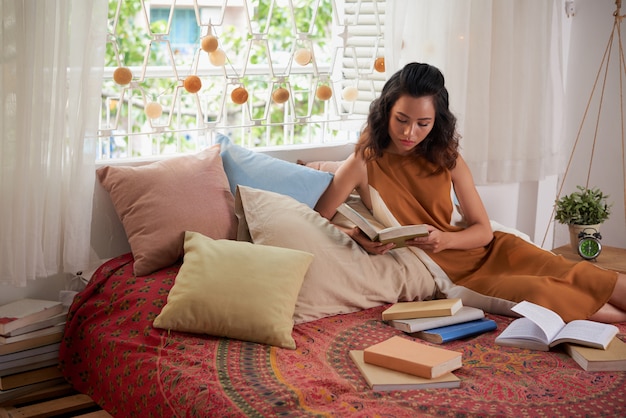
{"left": 355, "top": 62, "right": 459, "bottom": 170}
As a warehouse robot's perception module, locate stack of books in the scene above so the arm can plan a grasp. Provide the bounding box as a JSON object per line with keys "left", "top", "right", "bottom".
{"left": 350, "top": 336, "right": 463, "bottom": 391}
{"left": 384, "top": 299, "right": 497, "bottom": 344}
{"left": 0, "top": 299, "right": 67, "bottom": 402}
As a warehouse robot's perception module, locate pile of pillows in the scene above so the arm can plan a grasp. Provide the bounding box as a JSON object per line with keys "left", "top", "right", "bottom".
{"left": 97, "top": 134, "right": 436, "bottom": 349}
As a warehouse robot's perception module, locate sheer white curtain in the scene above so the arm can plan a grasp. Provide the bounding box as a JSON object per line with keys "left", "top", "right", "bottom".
{"left": 385, "top": 0, "right": 568, "bottom": 184}
{"left": 0, "top": 0, "right": 108, "bottom": 286}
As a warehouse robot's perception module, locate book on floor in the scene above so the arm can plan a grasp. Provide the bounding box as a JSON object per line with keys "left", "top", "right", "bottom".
{"left": 0, "top": 342, "right": 61, "bottom": 364}
{"left": 412, "top": 318, "right": 498, "bottom": 344}
{"left": 494, "top": 301, "right": 618, "bottom": 351}
{"left": 0, "top": 356, "right": 59, "bottom": 377}
{"left": 382, "top": 298, "right": 463, "bottom": 321}
{"left": 0, "top": 377, "right": 67, "bottom": 404}
{"left": 389, "top": 306, "right": 485, "bottom": 333}
{"left": 564, "top": 337, "right": 626, "bottom": 372}
{"left": 0, "top": 365, "right": 63, "bottom": 391}
{"left": 0, "top": 329, "right": 63, "bottom": 356}
{"left": 0, "top": 299, "right": 64, "bottom": 336}
{"left": 363, "top": 335, "right": 462, "bottom": 379}
{"left": 0, "top": 323, "right": 65, "bottom": 345}
{"left": 336, "top": 203, "right": 428, "bottom": 247}
{"left": 1, "top": 309, "right": 67, "bottom": 338}
{"left": 349, "top": 350, "right": 461, "bottom": 391}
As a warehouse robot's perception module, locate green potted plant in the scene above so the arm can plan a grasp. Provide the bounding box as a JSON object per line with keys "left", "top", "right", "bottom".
{"left": 554, "top": 185, "right": 612, "bottom": 250}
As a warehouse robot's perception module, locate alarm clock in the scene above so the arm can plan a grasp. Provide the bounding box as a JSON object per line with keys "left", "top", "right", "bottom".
{"left": 577, "top": 228, "right": 602, "bottom": 260}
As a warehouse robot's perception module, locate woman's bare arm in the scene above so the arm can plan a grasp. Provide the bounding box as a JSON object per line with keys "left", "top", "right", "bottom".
{"left": 314, "top": 153, "right": 369, "bottom": 220}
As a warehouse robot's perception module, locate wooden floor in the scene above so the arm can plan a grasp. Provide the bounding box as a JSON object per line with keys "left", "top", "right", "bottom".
{"left": 0, "top": 383, "right": 111, "bottom": 418}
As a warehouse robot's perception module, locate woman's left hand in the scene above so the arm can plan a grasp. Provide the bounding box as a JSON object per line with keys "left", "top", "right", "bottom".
{"left": 405, "top": 225, "right": 447, "bottom": 253}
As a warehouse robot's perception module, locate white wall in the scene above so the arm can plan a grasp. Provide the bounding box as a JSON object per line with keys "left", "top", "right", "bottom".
{"left": 555, "top": 0, "right": 626, "bottom": 249}
{"left": 1, "top": 0, "right": 622, "bottom": 305}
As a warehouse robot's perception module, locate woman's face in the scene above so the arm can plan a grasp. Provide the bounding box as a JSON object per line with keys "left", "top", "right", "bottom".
{"left": 387, "top": 94, "right": 435, "bottom": 155}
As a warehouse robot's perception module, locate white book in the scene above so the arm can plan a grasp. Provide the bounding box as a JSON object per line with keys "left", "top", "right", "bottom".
{"left": 495, "top": 301, "right": 618, "bottom": 351}
{"left": 336, "top": 203, "right": 428, "bottom": 247}
{"left": 389, "top": 306, "right": 485, "bottom": 333}
{"left": 0, "top": 299, "right": 64, "bottom": 336}
{"left": 1, "top": 310, "right": 67, "bottom": 338}
{"left": 0, "top": 323, "right": 65, "bottom": 345}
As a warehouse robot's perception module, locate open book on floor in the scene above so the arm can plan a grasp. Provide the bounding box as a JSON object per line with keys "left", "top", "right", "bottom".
{"left": 495, "top": 301, "right": 618, "bottom": 351}
{"left": 336, "top": 203, "right": 428, "bottom": 247}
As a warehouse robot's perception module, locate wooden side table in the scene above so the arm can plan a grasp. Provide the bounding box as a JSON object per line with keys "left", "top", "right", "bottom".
{"left": 552, "top": 245, "right": 626, "bottom": 274}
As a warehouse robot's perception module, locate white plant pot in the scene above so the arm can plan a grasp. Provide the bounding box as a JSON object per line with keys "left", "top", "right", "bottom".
{"left": 568, "top": 224, "right": 602, "bottom": 252}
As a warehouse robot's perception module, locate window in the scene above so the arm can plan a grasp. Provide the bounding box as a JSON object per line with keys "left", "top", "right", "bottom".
{"left": 100, "top": 0, "right": 385, "bottom": 160}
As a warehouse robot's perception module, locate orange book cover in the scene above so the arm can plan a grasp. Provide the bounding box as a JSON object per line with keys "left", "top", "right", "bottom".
{"left": 381, "top": 298, "right": 463, "bottom": 321}
{"left": 363, "top": 336, "right": 462, "bottom": 379}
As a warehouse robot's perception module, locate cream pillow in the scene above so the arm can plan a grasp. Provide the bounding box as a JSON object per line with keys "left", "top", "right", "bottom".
{"left": 235, "top": 186, "right": 436, "bottom": 324}
{"left": 96, "top": 145, "right": 237, "bottom": 276}
{"left": 153, "top": 231, "right": 313, "bottom": 349}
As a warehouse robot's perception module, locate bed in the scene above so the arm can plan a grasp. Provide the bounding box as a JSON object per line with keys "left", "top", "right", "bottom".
{"left": 59, "top": 135, "right": 626, "bottom": 417}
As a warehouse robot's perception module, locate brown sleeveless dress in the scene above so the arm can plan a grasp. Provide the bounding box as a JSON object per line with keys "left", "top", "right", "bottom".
{"left": 367, "top": 151, "right": 617, "bottom": 322}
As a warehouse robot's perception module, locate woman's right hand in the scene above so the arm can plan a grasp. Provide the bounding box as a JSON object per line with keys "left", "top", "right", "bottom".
{"left": 349, "top": 227, "right": 396, "bottom": 255}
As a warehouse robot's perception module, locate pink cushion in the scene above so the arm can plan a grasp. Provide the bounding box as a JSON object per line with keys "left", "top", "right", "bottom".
{"left": 97, "top": 145, "right": 237, "bottom": 276}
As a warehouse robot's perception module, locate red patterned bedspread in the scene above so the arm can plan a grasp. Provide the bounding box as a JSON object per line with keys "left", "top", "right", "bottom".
{"left": 59, "top": 253, "right": 626, "bottom": 417}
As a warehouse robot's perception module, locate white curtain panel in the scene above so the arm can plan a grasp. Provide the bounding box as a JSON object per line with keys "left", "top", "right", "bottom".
{"left": 385, "top": 0, "right": 568, "bottom": 184}
{"left": 0, "top": 0, "right": 107, "bottom": 286}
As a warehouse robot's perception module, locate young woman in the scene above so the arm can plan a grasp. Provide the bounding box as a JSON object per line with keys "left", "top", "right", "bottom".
{"left": 315, "top": 62, "right": 626, "bottom": 323}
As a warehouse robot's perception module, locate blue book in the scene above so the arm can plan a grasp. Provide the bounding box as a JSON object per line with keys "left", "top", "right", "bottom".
{"left": 412, "top": 318, "right": 497, "bottom": 344}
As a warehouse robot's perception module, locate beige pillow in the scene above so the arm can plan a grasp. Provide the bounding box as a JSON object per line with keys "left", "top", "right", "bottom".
{"left": 153, "top": 231, "right": 313, "bottom": 349}
{"left": 235, "top": 186, "right": 436, "bottom": 324}
{"left": 96, "top": 145, "right": 237, "bottom": 276}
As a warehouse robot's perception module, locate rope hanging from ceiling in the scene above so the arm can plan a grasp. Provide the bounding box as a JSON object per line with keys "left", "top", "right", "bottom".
{"left": 542, "top": 0, "right": 626, "bottom": 247}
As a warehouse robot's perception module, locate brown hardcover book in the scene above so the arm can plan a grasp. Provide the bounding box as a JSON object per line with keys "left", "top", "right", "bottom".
{"left": 335, "top": 203, "right": 428, "bottom": 247}
{"left": 349, "top": 350, "right": 461, "bottom": 391}
{"left": 0, "top": 299, "right": 64, "bottom": 336}
{"left": 382, "top": 299, "right": 463, "bottom": 321}
{"left": 0, "top": 365, "right": 63, "bottom": 391}
{"left": 362, "top": 336, "right": 462, "bottom": 379}
{"left": 564, "top": 337, "right": 626, "bottom": 372}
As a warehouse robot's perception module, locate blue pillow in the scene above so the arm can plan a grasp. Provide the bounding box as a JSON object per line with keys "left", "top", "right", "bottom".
{"left": 215, "top": 134, "right": 333, "bottom": 208}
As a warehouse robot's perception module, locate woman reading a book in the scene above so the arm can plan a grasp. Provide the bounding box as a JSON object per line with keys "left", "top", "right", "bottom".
{"left": 315, "top": 62, "right": 626, "bottom": 324}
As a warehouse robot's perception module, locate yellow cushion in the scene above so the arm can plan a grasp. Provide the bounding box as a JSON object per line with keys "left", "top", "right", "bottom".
{"left": 153, "top": 231, "right": 313, "bottom": 349}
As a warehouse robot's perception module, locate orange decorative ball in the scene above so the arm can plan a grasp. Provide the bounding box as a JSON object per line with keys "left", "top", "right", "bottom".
{"left": 316, "top": 85, "right": 332, "bottom": 101}
{"left": 113, "top": 67, "right": 133, "bottom": 85}
{"left": 183, "top": 76, "right": 202, "bottom": 93}
{"left": 201, "top": 35, "right": 219, "bottom": 53}
{"left": 231, "top": 87, "right": 249, "bottom": 104}
{"left": 272, "top": 87, "right": 290, "bottom": 104}
{"left": 374, "top": 57, "right": 385, "bottom": 73}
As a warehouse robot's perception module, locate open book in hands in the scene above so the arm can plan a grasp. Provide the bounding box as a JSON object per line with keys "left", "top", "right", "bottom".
{"left": 335, "top": 203, "right": 428, "bottom": 248}
{"left": 495, "top": 301, "right": 619, "bottom": 351}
